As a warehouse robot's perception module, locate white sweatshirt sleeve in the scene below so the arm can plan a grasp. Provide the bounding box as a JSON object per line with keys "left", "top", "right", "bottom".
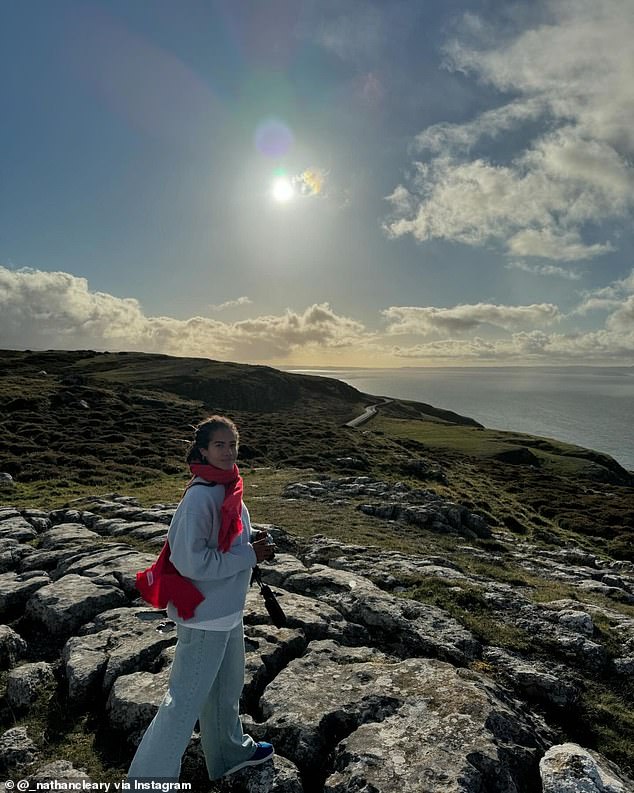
{"left": 167, "top": 488, "right": 256, "bottom": 581}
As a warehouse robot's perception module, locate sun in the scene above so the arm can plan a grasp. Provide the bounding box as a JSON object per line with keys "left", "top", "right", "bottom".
{"left": 271, "top": 176, "right": 294, "bottom": 203}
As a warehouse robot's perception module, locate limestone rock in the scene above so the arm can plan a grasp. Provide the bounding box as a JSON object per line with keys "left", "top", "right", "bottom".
{"left": 19, "top": 547, "right": 90, "bottom": 574}
{"left": 540, "top": 743, "right": 634, "bottom": 792}
{"left": 107, "top": 667, "right": 171, "bottom": 736}
{"left": 63, "top": 607, "right": 178, "bottom": 703}
{"left": 483, "top": 647, "right": 579, "bottom": 708}
{"left": 259, "top": 642, "right": 552, "bottom": 786}
{"left": 259, "top": 555, "right": 479, "bottom": 664}
{"left": 257, "top": 553, "right": 310, "bottom": 589}
{"left": 577, "top": 580, "right": 634, "bottom": 605}
{"left": 0, "top": 625, "right": 28, "bottom": 669}
{"left": 217, "top": 753, "right": 304, "bottom": 793}
{"left": 556, "top": 609, "right": 595, "bottom": 637}
{"left": 243, "top": 624, "right": 307, "bottom": 712}
{"left": 2, "top": 495, "right": 633, "bottom": 788}
{"left": 25, "top": 574, "right": 128, "bottom": 637}
{"left": 29, "top": 760, "right": 91, "bottom": 784}
{"left": 53, "top": 546, "right": 155, "bottom": 596}
{"left": 0, "top": 515, "right": 38, "bottom": 542}
{"left": 284, "top": 476, "right": 490, "bottom": 538}
{"left": 0, "top": 726, "right": 39, "bottom": 774}
{"left": 613, "top": 657, "right": 634, "bottom": 676}
{"left": 38, "top": 524, "right": 103, "bottom": 549}
{"left": 317, "top": 573, "right": 479, "bottom": 664}
{"left": 21, "top": 509, "right": 51, "bottom": 532}
{"left": 514, "top": 612, "right": 607, "bottom": 670}
{"left": 245, "top": 587, "right": 369, "bottom": 645}
{"left": 0, "top": 538, "right": 34, "bottom": 573}
{"left": 6, "top": 661, "right": 56, "bottom": 710}
{"left": 0, "top": 571, "right": 51, "bottom": 619}
{"left": 300, "top": 538, "right": 468, "bottom": 590}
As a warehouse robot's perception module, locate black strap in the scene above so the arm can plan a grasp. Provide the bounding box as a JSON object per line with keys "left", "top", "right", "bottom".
{"left": 251, "top": 566, "right": 287, "bottom": 628}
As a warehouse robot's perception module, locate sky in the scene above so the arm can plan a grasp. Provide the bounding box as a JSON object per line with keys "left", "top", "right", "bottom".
{"left": 1, "top": 0, "right": 634, "bottom": 367}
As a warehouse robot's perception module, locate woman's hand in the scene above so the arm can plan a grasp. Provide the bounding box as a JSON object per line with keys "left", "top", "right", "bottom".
{"left": 252, "top": 536, "right": 276, "bottom": 563}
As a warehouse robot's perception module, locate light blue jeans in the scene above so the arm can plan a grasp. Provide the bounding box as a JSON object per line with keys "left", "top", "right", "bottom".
{"left": 127, "top": 622, "right": 257, "bottom": 781}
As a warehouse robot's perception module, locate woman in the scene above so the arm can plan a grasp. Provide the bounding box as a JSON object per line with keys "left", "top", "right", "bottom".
{"left": 128, "top": 415, "right": 275, "bottom": 781}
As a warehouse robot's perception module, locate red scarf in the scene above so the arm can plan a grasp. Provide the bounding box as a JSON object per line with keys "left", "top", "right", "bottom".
{"left": 135, "top": 542, "right": 204, "bottom": 619}
{"left": 188, "top": 463, "right": 244, "bottom": 552}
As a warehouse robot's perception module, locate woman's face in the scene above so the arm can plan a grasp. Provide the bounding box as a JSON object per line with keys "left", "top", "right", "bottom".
{"left": 201, "top": 428, "right": 238, "bottom": 470}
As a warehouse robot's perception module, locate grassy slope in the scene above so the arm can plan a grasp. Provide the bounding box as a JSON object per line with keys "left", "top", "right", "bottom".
{"left": 1, "top": 349, "right": 633, "bottom": 776}
{"left": 1, "top": 349, "right": 631, "bottom": 548}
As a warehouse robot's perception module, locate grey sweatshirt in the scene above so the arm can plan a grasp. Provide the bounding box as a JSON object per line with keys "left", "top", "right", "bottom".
{"left": 165, "top": 478, "right": 257, "bottom": 623}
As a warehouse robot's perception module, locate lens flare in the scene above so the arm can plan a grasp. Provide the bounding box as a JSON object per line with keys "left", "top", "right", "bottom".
{"left": 297, "top": 168, "right": 324, "bottom": 195}
{"left": 255, "top": 118, "right": 293, "bottom": 158}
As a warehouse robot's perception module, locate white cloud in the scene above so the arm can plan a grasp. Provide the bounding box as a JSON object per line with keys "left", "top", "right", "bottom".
{"left": 572, "top": 297, "right": 622, "bottom": 315}
{"left": 507, "top": 229, "right": 613, "bottom": 262}
{"left": 506, "top": 261, "right": 582, "bottom": 280}
{"left": 382, "top": 303, "right": 561, "bottom": 336}
{"left": 415, "top": 98, "right": 545, "bottom": 155}
{"left": 209, "top": 297, "right": 252, "bottom": 312}
{"left": 445, "top": 0, "right": 634, "bottom": 152}
{"left": 391, "top": 337, "right": 496, "bottom": 360}
{"left": 0, "top": 267, "right": 367, "bottom": 361}
{"left": 386, "top": 0, "right": 634, "bottom": 262}
{"left": 390, "top": 326, "right": 634, "bottom": 363}
{"left": 228, "top": 303, "right": 367, "bottom": 359}
{"left": 573, "top": 267, "right": 634, "bottom": 314}
{"left": 606, "top": 295, "right": 634, "bottom": 333}
{"left": 1, "top": 265, "right": 633, "bottom": 366}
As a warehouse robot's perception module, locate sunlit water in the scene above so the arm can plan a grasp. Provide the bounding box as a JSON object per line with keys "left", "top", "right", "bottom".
{"left": 289, "top": 367, "right": 634, "bottom": 471}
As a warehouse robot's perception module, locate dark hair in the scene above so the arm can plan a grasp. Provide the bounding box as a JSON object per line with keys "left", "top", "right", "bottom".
{"left": 186, "top": 415, "right": 239, "bottom": 463}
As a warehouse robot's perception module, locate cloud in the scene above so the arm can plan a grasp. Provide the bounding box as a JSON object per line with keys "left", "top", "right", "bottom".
{"left": 390, "top": 327, "right": 634, "bottom": 363}
{"left": 506, "top": 261, "right": 582, "bottom": 280}
{"left": 386, "top": 0, "right": 634, "bottom": 262}
{"left": 390, "top": 337, "right": 496, "bottom": 360}
{"left": 0, "top": 266, "right": 367, "bottom": 362}
{"left": 228, "top": 303, "right": 367, "bottom": 359}
{"left": 0, "top": 267, "right": 152, "bottom": 346}
{"left": 507, "top": 228, "right": 614, "bottom": 262}
{"left": 606, "top": 295, "right": 634, "bottom": 333}
{"left": 389, "top": 331, "right": 563, "bottom": 361}
{"left": 209, "top": 297, "right": 252, "bottom": 312}
{"left": 573, "top": 267, "right": 634, "bottom": 314}
{"left": 382, "top": 303, "right": 562, "bottom": 336}
{"left": 415, "top": 98, "right": 546, "bottom": 155}
{"left": 1, "top": 265, "right": 633, "bottom": 366}
{"left": 310, "top": 2, "right": 384, "bottom": 65}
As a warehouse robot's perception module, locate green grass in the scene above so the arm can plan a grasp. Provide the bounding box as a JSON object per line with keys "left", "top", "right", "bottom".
{"left": 3, "top": 474, "right": 187, "bottom": 511}
{"left": 402, "top": 577, "right": 533, "bottom": 652}
{"left": 374, "top": 415, "right": 629, "bottom": 481}
{"left": 580, "top": 682, "right": 634, "bottom": 777}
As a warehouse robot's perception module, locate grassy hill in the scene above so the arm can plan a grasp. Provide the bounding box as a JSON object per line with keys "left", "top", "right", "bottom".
{"left": 0, "top": 348, "right": 632, "bottom": 561}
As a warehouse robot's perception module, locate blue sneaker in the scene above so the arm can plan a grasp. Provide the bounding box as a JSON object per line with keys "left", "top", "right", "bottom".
{"left": 224, "top": 742, "right": 275, "bottom": 776}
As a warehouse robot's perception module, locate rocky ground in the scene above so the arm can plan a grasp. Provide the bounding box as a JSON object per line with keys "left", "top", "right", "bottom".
{"left": 0, "top": 479, "right": 633, "bottom": 793}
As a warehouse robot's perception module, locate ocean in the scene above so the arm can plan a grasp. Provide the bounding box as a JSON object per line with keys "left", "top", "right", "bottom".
{"left": 289, "top": 367, "right": 634, "bottom": 472}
